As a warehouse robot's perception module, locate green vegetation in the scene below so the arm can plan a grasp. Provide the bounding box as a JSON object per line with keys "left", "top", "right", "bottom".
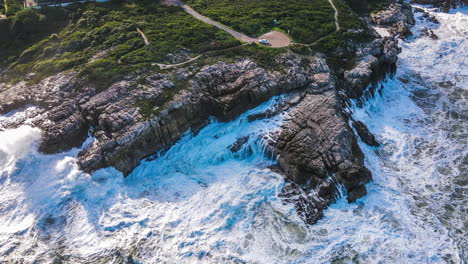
{"left": 367, "top": 0, "right": 394, "bottom": 13}
{"left": 1, "top": 0, "right": 240, "bottom": 88}
{"left": 2, "top": 0, "right": 22, "bottom": 16}
{"left": 0, "top": 0, "right": 381, "bottom": 118}
{"left": 344, "top": 0, "right": 394, "bottom": 14}
{"left": 184, "top": 0, "right": 374, "bottom": 68}
{"left": 306, "top": 0, "right": 374, "bottom": 69}
{"left": 185, "top": 0, "right": 336, "bottom": 44}
{"left": 135, "top": 43, "right": 289, "bottom": 119}
{"left": 205, "top": 43, "right": 287, "bottom": 71}
{"left": 0, "top": 7, "right": 69, "bottom": 64}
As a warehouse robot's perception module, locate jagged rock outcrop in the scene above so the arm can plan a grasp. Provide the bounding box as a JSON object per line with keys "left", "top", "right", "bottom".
{"left": 352, "top": 121, "right": 380, "bottom": 147}
{"left": 411, "top": 0, "right": 467, "bottom": 12}
{"left": 0, "top": 54, "right": 330, "bottom": 175}
{"left": 275, "top": 92, "right": 372, "bottom": 223}
{"left": 344, "top": 2, "right": 415, "bottom": 99}
{"left": 415, "top": 8, "right": 440, "bottom": 24}
{"left": 371, "top": 3, "right": 415, "bottom": 39}
{"left": 272, "top": 3, "right": 413, "bottom": 223}
{"left": 421, "top": 27, "right": 439, "bottom": 39}
{"left": 0, "top": 2, "right": 413, "bottom": 225}
{"left": 344, "top": 38, "right": 400, "bottom": 99}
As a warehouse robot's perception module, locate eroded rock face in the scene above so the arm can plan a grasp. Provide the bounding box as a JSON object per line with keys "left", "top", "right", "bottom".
{"left": 372, "top": 3, "right": 415, "bottom": 26}
{"left": 344, "top": 38, "right": 400, "bottom": 99}
{"left": 274, "top": 92, "right": 372, "bottom": 224}
{"left": 0, "top": 2, "right": 413, "bottom": 225}
{"left": 372, "top": 3, "right": 415, "bottom": 39}
{"left": 343, "top": 2, "right": 415, "bottom": 99}
{"left": 411, "top": 0, "right": 467, "bottom": 12}
{"left": 273, "top": 3, "right": 413, "bottom": 223}
{"left": 352, "top": 120, "right": 380, "bottom": 147}
{"left": 0, "top": 54, "right": 329, "bottom": 175}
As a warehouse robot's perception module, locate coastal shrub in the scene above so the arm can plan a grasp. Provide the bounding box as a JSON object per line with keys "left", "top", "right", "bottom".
{"left": 0, "top": 7, "right": 69, "bottom": 64}
{"left": 186, "top": 0, "right": 336, "bottom": 44}
{"left": 4, "top": 0, "right": 22, "bottom": 16}
{"left": 344, "top": 0, "right": 393, "bottom": 14}
{"left": 1, "top": 0, "right": 240, "bottom": 86}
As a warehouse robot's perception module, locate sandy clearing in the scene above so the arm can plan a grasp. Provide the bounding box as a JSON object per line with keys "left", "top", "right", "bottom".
{"left": 257, "top": 31, "right": 291, "bottom": 47}
{"left": 163, "top": 0, "right": 292, "bottom": 48}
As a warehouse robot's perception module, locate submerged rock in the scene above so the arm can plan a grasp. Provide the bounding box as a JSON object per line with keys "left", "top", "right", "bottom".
{"left": 421, "top": 27, "right": 439, "bottom": 39}
{"left": 0, "top": 1, "right": 413, "bottom": 225}
{"left": 352, "top": 120, "right": 381, "bottom": 147}
{"left": 411, "top": 0, "right": 467, "bottom": 12}
{"left": 229, "top": 136, "right": 250, "bottom": 153}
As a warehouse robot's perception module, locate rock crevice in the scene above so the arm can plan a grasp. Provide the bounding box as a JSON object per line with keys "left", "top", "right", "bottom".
{"left": 0, "top": 2, "right": 415, "bottom": 224}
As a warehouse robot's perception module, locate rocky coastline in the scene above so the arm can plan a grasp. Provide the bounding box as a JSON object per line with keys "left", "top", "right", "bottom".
{"left": 0, "top": 2, "right": 416, "bottom": 224}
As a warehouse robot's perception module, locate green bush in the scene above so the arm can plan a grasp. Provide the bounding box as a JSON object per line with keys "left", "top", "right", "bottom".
{"left": 1, "top": 0, "right": 240, "bottom": 87}
{"left": 4, "top": 0, "right": 22, "bottom": 16}
{"left": 186, "top": 0, "right": 336, "bottom": 44}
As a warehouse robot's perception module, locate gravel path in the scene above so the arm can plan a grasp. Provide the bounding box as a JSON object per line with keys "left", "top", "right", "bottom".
{"left": 157, "top": 0, "right": 341, "bottom": 68}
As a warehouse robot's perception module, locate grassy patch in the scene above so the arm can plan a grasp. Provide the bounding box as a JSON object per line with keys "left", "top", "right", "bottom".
{"left": 135, "top": 76, "right": 191, "bottom": 119}
{"left": 2, "top": 0, "right": 22, "bottom": 16}
{"left": 312, "top": 0, "right": 374, "bottom": 69}
{"left": 344, "top": 0, "right": 394, "bottom": 14}
{"left": 1, "top": 0, "right": 240, "bottom": 87}
{"left": 0, "top": 7, "right": 70, "bottom": 65}
{"left": 185, "top": 0, "right": 336, "bottom": 44}
{"left": 204, "top": 43, "right": 288, "bottom": 71}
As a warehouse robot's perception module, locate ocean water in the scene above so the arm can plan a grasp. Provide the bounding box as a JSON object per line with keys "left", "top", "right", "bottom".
{"left": 0, "top": 6, "right": 466, "bottom": 264}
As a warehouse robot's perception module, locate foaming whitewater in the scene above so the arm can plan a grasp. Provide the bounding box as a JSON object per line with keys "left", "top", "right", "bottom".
{"left": 0, "top": 6, "right": 467, "bottom": 264}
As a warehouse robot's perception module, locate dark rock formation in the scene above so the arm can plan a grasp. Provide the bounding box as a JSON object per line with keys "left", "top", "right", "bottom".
{"left": 0, "top": 54, "right": 330, "bottom": 175}
{"left": 344, "top": 39, "right": 400, "bottom": 99}
{"left": 411, "top": 0, "right": 467, "bottom": 12}
{"left": 422, "top": 11, "right": 440, "bottom": 24}
{"left": 273, "top": 91, "right": 373, "bottom": 223}
{"left": 272, "top": 3, "right": 413, "bottom": 223}
{"left": 276, "top": 92, "right": 372, "bottom": 193}
{"left": 229, "top": 136, "right": 250, "bottom": 153}
{"left": 371, "top": 3, "right": 415, "bottom": 39}
{"left": 421, "top": 27, "right": 439, "bottom": 39}
{"left": 0, "top": 2, "right": 413, "bottom": 225}
{"left": 352, "top": 121, "right": 380, "bottom": 147}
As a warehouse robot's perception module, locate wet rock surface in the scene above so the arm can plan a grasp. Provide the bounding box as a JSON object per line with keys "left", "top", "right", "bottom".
{"left": 0, "top": 54, "right": 325, "bottom": 175}
{"left": 0, "top": 3, "right": 412, "bottom": 224}
{"left": 421, "top": 27, "right": 439, "bottom": 39}
{"left": 371, "top": 3, "right": 415, "bottom": 39}
{"left": 352, "top": 120, "right": 381, "bottom": 147}
{"left": 411, "top": 0, "right": 467, "bottom": 12}
{"left": 274, "top": 91, "right": 373, "bottom": 223}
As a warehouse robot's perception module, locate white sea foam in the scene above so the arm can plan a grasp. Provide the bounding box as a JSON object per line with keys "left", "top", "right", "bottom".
{"left": 0, "top": 6, "right": 466, "bottom": 264}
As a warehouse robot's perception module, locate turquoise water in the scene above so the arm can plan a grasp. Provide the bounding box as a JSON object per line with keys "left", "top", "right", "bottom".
{"left": 0, "top": 6, "right": 466, "bottom": 264}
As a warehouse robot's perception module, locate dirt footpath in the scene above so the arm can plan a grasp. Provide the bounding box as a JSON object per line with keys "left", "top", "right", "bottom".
{"left": 162, "top": 0, "right": 292, "bottom": 48}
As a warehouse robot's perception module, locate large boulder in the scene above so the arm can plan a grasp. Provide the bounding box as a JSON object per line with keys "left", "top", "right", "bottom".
{"left": 275, "top": 92, "right": 372, "bottom": 223}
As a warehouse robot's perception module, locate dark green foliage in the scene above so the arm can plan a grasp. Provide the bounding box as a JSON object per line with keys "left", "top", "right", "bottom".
{"left": 203, "top": 43, "right": 287, "bottom": 71}
{"left": 1, "top": 0, "right": 240, "bottom": 87}
{"left": 0, "top": 0, "right": 4, "bottom": 14}
{"left": 344, "top": 0, "right": 394, "bottom": 14}
{"left": 367, "top": 0, "right": 394, "bottom": 12}
{"left": 185, "top": 0, "right": 336, "bottom": 44}
{"left": 3, "top": 0, "right": 22, "bottom": 16}
{"left": 312, "top": 0, "right": 374, "bottom": 70}
{"left": 0, "top": 7, "right": 69, "bottom": 64}
{"left": 334, "top": 0, "right": 367, "bottom": 31}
